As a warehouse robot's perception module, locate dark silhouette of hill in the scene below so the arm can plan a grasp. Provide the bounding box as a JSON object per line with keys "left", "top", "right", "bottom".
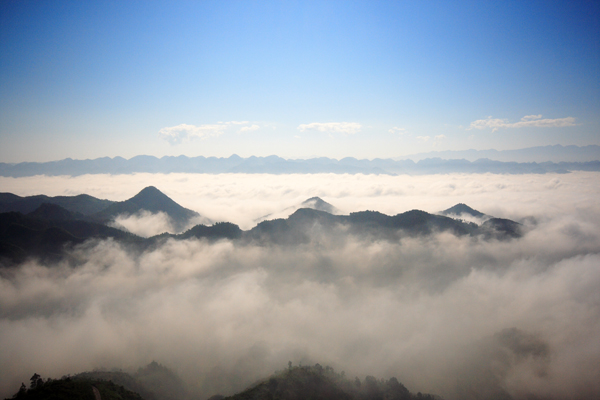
{"left": 0, "top": 193, "right": 114, "bottom": 215}
{"left": 5, "top": 362, "right": 189, "bottom": 400}
{"left": 481, "top": 218, "right": 523, "bottom": 239}
{"left": 27, "top": 203, "right": 86, "bottom": 221}
{"left": 3, "top": 373, "right": 144, "bottom": 400}
{"left": 91, "top": 186, "right": 203, "bottom": 232}
{"left": 0, "top": 192, "right": 523, "bottom": 266}
{"left": 176, "top": 222, "right": 243, "bottom": 241}
{"left": 247, "top": 207, "right": 480, "bottom": 244}
{"left": 440, "top": 203, "right": 486, "bottom": 218}
{"left": 219, "top": 364, "right": 435, "bottom": 400}
{"left": 0, "top": 205, "right": 144, "bottom": 266}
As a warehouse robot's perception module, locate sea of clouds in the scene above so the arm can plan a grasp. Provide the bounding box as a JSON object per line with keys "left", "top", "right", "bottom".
{"left": 0, "top": 172, "right": 599, "bottom": 400}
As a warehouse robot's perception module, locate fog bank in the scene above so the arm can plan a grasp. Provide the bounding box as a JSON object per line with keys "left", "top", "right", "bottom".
{"left": 0, "top": 172, "right": 599, "bottom": 400}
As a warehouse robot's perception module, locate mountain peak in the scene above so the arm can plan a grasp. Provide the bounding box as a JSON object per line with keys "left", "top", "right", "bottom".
{"left": 92, "top": 187, "right": 202, "bottom": 232}
{"left": 131, "top": 186, "right": 166, "bottom": 200}
{"left": 300, "top": 197, "right": 338, "bottom": 214}
{"left": 440, "top": 203, "right": 486, "bottom": 218}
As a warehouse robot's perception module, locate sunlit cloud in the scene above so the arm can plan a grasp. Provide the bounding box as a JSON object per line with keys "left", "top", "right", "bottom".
{"left": 159, "top": 121, "right": 258, "bottom": 144}
{"left": 297, "top": 122, "right": 362, "bottom": 135}
{"left": 239, "top": 124, "right": 260, "bottom": 133}
{"left": 468, "top": 115, "right": 576, "bottom": 132}
{"left": 433, "top": 134, "right": 446, "bottom": 146}
{"left": 388, "top": 127, "right": 406, "bottom": 135}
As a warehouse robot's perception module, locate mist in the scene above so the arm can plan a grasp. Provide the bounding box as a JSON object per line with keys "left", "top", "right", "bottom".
{"left": 1, "top": 172, "right": 599, "bottom": 400}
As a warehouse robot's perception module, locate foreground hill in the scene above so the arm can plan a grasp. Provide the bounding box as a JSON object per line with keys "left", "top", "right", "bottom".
{"left": 219, "top": 364, "right": 435, "bottom": 400}
{"left": 4, "top": 362, "right": 189, "bottom": 400}
{"left": 5, "top": 374, "right": 144, "bottom": 400}
{"left": 5, "top": 364, "right": 437, "bottom": 400}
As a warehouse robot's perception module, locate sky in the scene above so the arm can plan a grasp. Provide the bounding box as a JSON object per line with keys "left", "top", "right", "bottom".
{"left": 0, "top": 0, "right": 599, "bottom": 162}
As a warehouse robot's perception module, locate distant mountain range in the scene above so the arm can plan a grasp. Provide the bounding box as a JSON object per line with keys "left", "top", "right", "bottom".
{"left": 0, "top": 187, "right": 523, "bottom": 266}
{"left": 399, "top": 144, "right": 600, "bottom": 163}
{"left": 1, "top": 145, "right": 599, "bottom": 177}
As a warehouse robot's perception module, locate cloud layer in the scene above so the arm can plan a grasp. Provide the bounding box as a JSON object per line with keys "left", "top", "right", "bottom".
{"left": 0, "top": 172, "right": 599, "bottom": 400}
{"left": 468, "top": 115, "right": 576, "bottom": 132}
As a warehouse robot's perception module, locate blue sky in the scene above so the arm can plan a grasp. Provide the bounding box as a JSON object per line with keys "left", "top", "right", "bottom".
{"left": 1, "top": 0, "right": 598, "bottom": 162}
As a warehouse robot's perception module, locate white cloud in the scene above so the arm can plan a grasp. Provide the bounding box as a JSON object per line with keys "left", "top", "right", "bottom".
{"left": 389, "top": 127, "right": 407, "bottom": 135}
{"left": 109, "top": 210, "right": 175, "bottom": 237}
{"left": 159, "top": 121, "right": 258, "bottom": 144}
{"left": 239, "top": 124, "right": 260, "bottom": 133}
{"left": 433, "top": 134, "right": 446, "bottom": 146}
{"left": 416, "top": 135, "right": 430, "bottom": 142}
{"left": 468, "top": 115, "right": 576, "bottom": 132}
{"left": 297, "top": 122, "right": 362, "bottom": 135}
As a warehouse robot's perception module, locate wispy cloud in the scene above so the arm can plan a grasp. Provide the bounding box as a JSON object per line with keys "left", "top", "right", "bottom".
{"left": 297, "top": 122, "right": 362, "bottom": 135}
{"left": 468, "top": 115, "right": 576, "bottom": 132}
{"left": 159, "top": 122, "right": 258, "bottom": 144}
{"left": 416, "top": 135, "right": 430, "bottom": 142}
{"left": 388, "top": 127, "right": 406, "bottom": 135}
{"left": 239, "top": 124, "right": 260, "bottom": 133}
{"left": 433, "top": 134, "right": 446, "bottom": 146}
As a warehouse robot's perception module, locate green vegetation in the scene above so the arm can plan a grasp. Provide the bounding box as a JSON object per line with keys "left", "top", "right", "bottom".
{"left": 221, "top": 364, "right": 436, "bottom": 400}
{"left": 5, "top": 373, "right": 144, "bottom": 400}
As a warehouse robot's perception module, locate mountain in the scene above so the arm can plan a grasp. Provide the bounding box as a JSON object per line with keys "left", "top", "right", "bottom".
{"left": 256, "top": 196, "right": 339, "bottom": 223}
{"left": 2, "top": 149, "right": 600, "bottom": 177}
{"left": 91, "top": 186, "right": 204, "bottom": 232}
{"left": 399, "top": 144, "right": 600, "bottom": 163}
{"left": 5, "top": 363, "right": 437, "bottom": 400}
{"left": 27, "top": 203, "right": 86, "bottom": 221}
{"left": 301, "top": 197, "right": 338, "bottom": 214}
{"left": 440, "top": 203, "right": 487, "bottom": 219}
{"left": 4, "top": 361, "right": 187, "bottom": 400}
{"left": 247, "top": 207, "right": 482, "bottom": 245}
{"left": 0, "top": 191, "right": 524, "bottom": 266}
{"left": 0, "top": 205, "right": 144, "bottom": 265}
{"left": 4, "top": 375, "right": 144, "bottom": 400}
{"left": 0, "top": 193, "right": 114, "bottom": 215}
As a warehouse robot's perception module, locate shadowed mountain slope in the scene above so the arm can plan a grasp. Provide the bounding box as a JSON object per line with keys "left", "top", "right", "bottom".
{"left": 0, "top": 193, "right": 114, "bottom": 215}
{"left": 0, "top": 189, "right": 524, "bottom": 265}
{"left": 0, "top": 205, "right": 144, "bottom": 265}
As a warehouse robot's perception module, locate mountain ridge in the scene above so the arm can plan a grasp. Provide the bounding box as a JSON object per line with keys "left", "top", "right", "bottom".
{"left": 1, "top": 147, "right": 600, "bottom": 177}
{"left": 0, "top": 190, "right": 523, "bottom": 266}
